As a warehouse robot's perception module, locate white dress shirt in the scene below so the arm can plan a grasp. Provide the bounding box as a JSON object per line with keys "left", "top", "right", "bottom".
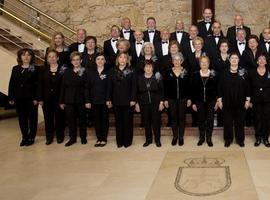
{"left": 111, "top": 38, "right": 119, "bottom": 54}
{"left": 161, "top": 40, "right": 169, "bottom": 56}
{"left": 237, "top": 40, "right": 246, "bottom": 55}
{"left": 135, "top": 40, "right": 144, "bottom": 57}
{"left": 176, "top": 31, "right": 183, "bottom": 44}
{"left": 78, "top": 43, "right": 85, "bottom": 53}
{"left": 265, "top": 40, "right": 270, "bottom": 52}
{"left": 190, "top": 39, "right": 195, "bottom": 52}
{"left": 148, "top": 30, "right": 155, "bottom": 43}
{"left": 122, "top": 29, "right": 131, "bottom": 40}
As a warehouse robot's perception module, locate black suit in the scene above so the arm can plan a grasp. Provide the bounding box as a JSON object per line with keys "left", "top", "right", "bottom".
{"left": 106, "top": 66, "right": 136, "bottom": 147}
{"left": 69, "top": 42, "right": 85, "bottom": 54}
{"left": 231, "top": 41, "right": 248, "bottom": 58}
{"left": 143, "top": 30, "right": 161, "bottom": 43}
{"left": 170, "top": 31, "right": 189, "bottom": 48}
{"left": 197, "top": 21, "right": 213, "bottom": 38}
{"left": 120, "top": 29, "right": 135, "bottom": 43}
{"left": 37, "top": 66, "right": 66, "bottom": 141}
{"left": 103, "top": 39, "right": 118, "bottom": 69}
{"left": 8, "top": 65, "right": 39, "bottom": 141}
{"left": 60, "top": 68, "right": 88, "bottom": 142}
{"left": 241, "top": 48, "right": 261, "bottom": 71}
{"left": 226, "top": 26, "right": 251, "bottom": 45}
{"left": 204, "top": 34, "right": 225, "bottom": 61}
{"left": 130, "top": 41, "right": 143, "bottom": 70}
{"left": 181, "top": 38, "right": 195, "bottom": 59}
{"left": 258, "top": 41, "right": 270, "bottom": 62}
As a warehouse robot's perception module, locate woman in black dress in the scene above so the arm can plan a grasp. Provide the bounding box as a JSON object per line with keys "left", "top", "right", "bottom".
{"left": 37, "top": 50, "right": 66, "bottom": 145}
{"left": 8, "top": 48, "right": 39, "bottom": 146}
{"left": 135, "top": 60, "right": 164, "bottom": 147}
{"left": 212, "top": 39, "right": 230, "bottom": 73}
{"left": 249, "top": 54, "right": 270, "bottom": 147}
{"left": 106, "top": 52, "right": 136, "bottom": 148}
{"left": 45, "top": 32, "right": 69, "bottom": 68}
{"left": 164, "top": 53, "right": 191, "bottom": 146}
{"left": 191, "top": 56, "right": 218, "bottom": 147}
{"left": 82, "top": 36, "right": 98, "bottom": 70}
{"left": 87, "top": 53, "right": 109, "bottom": 147}
{"left": 60, "top": 52, "right": 89, "bottom": 147}
{"left": 218, "top": 53, "right": 250, "bottom": 147}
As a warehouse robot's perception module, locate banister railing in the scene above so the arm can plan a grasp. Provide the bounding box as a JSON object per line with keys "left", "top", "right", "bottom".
{"left": 0, "top": 0, "right": 76, "bottom": 45}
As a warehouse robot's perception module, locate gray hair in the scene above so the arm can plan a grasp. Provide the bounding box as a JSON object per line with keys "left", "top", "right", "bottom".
{"left": 141, "top": 42, "right": 156, "bottom": 57}
{"left": 172, "top": 52, "right": 184, "bottom": 62}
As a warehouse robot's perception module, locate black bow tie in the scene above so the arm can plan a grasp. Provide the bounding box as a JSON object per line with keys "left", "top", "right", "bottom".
{"left": 176, "top": 31, "right": 183, "bottom": 34}
{"left": 205, "top": 21, "right": 211, "bottom": 24}
{"left": 124, "top": 30, "right": 130, "bottom": 33}
{"left": 112, "top": 39, "right": 118, "bottom": 42}
{"left": 148, "top": 30, "right": 155, "bottom": 33}
{"left": 136, "top": 42, "right": 142, "bottom": 45}
{"left": 265, "top": 41, "right": 270, "bottom": 44}
{"left": 214, "top": 35, "right": 220, "bottom": 38}
{"left": 239, "top": 42, "right": 245, "bottom": 45}
{"left": 162, "top": 41, "right": 168, "bottom": 44}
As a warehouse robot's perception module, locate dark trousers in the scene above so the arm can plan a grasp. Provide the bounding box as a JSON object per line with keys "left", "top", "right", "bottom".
{"left": 42, "top": 101, "right": 65, "bottom": 141}
{"left": 92, "top": 104, "right": 109, "bottom": 142}
{"left": 223, "top": 107, "right": 246, "bottom": 143}
{"left": 65, "top": 104, "right": 87, "bottom": 141}
{"left": 168, "top": 99, "right": 187, "bottom": 139}
{"left": 114, "top": 106, "right": 133, "bottom": 147}
{"left": 140, "top": 103, "right": 161, "bottom": 143}
{"left": 196, "top": 101, "right": 215, "bottom": 139}
{"left": 217, "top": 109, "right": 224, "bottom": 127}
{"left": 15, "top": 100, "right": 38, "bottom": 140}
{"left": 253, "top": 102, "right": 270, "bottom": 140}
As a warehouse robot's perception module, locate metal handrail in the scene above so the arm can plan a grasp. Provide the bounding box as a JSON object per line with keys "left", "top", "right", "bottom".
{"left": 0, "top": 34, "right": 45, "bottom": 61}
{"left": 18, "top": 0, "right": 76, "bottom": 34}
{"left": 0, "top": 7, "right": 51, "bottom": 41}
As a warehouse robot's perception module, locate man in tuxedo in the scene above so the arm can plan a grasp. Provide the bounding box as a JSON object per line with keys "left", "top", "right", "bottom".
{"left": 130, "top": 30, "right": 144, "bottom": 69}
{"left": 170, "top": 19, "right": 189, "bottom": 48}
{"left": 227, "top": 15, "right": 251, "bottom": 46}
{"left": 259, "top": 27, "right": 270, "bottom": 61}
{"left": 103, "top": 25, "right": 121, "bottom": 69}
{"left": 120, "top": 17, "right": 135, "bottom": 43}
{"left": 181, "top": 25, "right": 198, "bottom": 58}
{"left": 143, "top": 17, "right": 161, "bottom": 44}
{"left": 231, "top": 28, "right": 248, "bottom": 58}
{"left": 197, "top": 8, "right": 213, "bottom": 39}
{"left": 205, "top": 21, "right": 225, "bottom": 60}
{"left": 69, "top": 28, "right": 87, "bottom": 54}
{"left": 259, "top": 21, "right": 270, "bottom": 42}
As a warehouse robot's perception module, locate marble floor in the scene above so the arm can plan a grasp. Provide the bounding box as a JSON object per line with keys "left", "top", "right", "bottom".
{"left": 0, "top": 118, "right": 270, "bottom": 200}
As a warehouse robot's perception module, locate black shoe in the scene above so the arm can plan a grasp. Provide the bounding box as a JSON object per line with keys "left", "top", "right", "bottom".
{"left": 238, "top": 142, "right": 245, "bottom": 147}
{"left": 65, "top": 140, "right": 76, "bottom": 147}
{"left": 27, "top": 138, "right": 35, "bottom": 146}
{"left": 20, "top": 139, "right": 28, "bottom": 147}
{"left": 155, "top": 141, "right": 162, "bottom": 147}
{"left": 81, "top": 138, "right": 87, "bottom": 145}
{"left": 57, "top": 138, "right": 64, "bottom": 144}
{"left": 171, "top": 137, "right": 178, "bottom": 146}
{"left": 143, "top": 142, "right": 151, "bottom": 147}
{"left": 263, "top": 139, "right": 270, "bottom": 147}
{"left": 178, "top": 138, "right": 184, "bottom": 146}
{"left": 254, "top": 138, "right": 261, "bottom": 147}
{"left": 99, "top": 141, "right": 107, "bottom": 147}
{"left": 94, "top": 140, "right": 101, "bottom": 147}
{"left": 197, "top": 137, "right": 205, "bottom": 146}
{"left": 45, "top": 139, "right": 53, "bottom": 145}
{"left": 224, "top": 141, "right": 231, "bottom": 147}
{"left": 206, "top": 138, "right": 213, "bottom": 147}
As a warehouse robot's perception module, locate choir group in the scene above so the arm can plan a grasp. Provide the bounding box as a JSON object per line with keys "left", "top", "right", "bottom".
{"left": 8, "top": 8, "right": 270, "bottom": 148}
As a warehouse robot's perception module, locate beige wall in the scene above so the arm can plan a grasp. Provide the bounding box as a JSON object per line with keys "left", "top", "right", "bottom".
{"left": 20, "top": 0, "right": 270, "bottom": 43}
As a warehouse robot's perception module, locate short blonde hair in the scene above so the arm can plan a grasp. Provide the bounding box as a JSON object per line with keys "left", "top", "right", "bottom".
{"left": 116, "top": 38, "right": 130, "bottom": 50}
{"left": 192, "top": 36, "right": 204, "bottom": 46}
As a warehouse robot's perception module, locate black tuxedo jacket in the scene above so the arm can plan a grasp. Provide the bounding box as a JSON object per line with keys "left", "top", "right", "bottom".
{"left": 170, "top": 31, "right": 189, "bottom": 48}
{"left": 130, "top": 42, "right": 142, "bottom": 69}
{"left": 143, "top": 30, "right": 161, "bottom": 43}
{"left": 69, "top": 42, "right": 85, "bottom": 54}
{"left": 204, "top": 34, "right": 226, "bottom": 60}
{"left": 120, "top": 29, "right": 135, "bottom": 43}
{"left": 103, "top": 39, "right": 118, "bottom": 69}
{"left": 231, "top": 41, "right": 248, "bottom": 58}
{"left": 226, "top": 26, "right": 251, "bottom": 45}
{"left": 197, "top": 21, "right": 213, "bottom": 38}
